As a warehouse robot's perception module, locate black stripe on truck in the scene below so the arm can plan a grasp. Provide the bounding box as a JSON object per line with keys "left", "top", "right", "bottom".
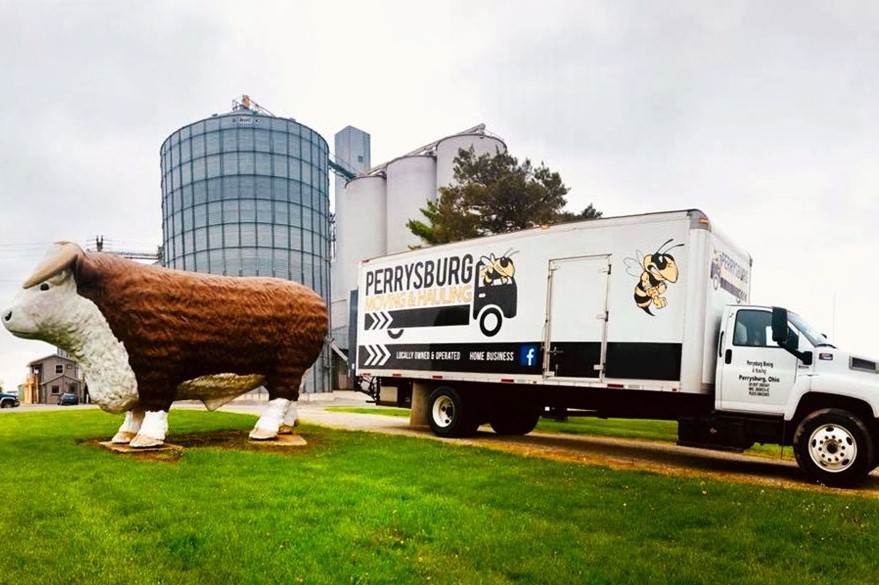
{"left": 365, "top": 305, "right": 470, "bottom": 330}
{"left": 359, "top": 341, "right": 682, "bottom": 381}
{"left": 605, "top": 342, "right": 682, "bottom": 381}
{"left": 540, "top": 342, "right": 681, "bottom": 380}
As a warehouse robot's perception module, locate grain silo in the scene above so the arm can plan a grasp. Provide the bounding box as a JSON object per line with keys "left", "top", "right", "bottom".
{"left": 385, "top": 154, "right": 437, "bottom": 254}
{"left": 160, "top": 96, "right": 331, "bottom": 393}
{"left": 435, "top": 132, "right": 507, "bottom": 191}
{"left": 332, "top": 173, "right": 387, "bottom": 333}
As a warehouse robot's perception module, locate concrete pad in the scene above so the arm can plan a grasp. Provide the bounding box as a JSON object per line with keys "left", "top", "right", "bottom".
{"left": 99, "top": 441, "right": 184, "bottom": 454}
{"left": 249, "top": 434, "right": 307, "bottom": 447}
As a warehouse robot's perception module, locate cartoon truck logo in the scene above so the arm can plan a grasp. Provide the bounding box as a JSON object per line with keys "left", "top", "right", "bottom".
{"left": 363, "top": 249, "right": 519, "bottom": 338}
{"left": 473, "top": 250, "right": 518, "bottom": 336}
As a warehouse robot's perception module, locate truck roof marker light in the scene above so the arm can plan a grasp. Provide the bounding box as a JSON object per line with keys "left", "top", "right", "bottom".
{"left": 699, "top": 217, "right": 710, "bottom": 225}
{"left": 431, "top": 375, "right": 443, "bottom": 380}
{"left": 606, "top": 383, "right": 625, "bottom": 389}
{"left": 500, "top": 378, "right": 514, "bottom": 383}
{"left": 391, "top": 373, "right": 402, "bottom": 377}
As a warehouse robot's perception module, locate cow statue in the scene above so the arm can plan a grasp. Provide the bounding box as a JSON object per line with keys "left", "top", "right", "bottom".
{"left": 2, "top": 242, "right": 328, "bottom": 448}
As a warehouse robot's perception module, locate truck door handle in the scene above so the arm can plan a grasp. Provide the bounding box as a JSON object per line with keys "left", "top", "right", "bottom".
{"left": 546, "top": 347, "right": 564, "bottom": 356}
{"left": 724, "top": 349, "right": 732, "bottom": 364}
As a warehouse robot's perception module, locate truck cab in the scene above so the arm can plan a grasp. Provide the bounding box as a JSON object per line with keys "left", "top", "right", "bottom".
{"left": 706, "top": 304, "right": 879, "bottom": 486}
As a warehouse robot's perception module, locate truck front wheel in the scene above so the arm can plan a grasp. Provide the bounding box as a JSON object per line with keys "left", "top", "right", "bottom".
{"left": 427, "top": 387, "right": 479, "bottom": 438}
{"left": 793, "top": 408, "right": 874, "bottom": 488}
{"left": 478, "top": 307, "right": 503, "bottom": 337}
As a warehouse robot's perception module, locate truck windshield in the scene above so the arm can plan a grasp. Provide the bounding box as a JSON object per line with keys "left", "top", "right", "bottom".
{"left": 789, "top": 312, "right": 834, "bottom": 348}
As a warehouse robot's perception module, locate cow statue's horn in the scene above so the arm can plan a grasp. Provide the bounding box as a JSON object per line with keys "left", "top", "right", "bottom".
{"left": 22, "top": 242, "right": 83, "bottom": 289}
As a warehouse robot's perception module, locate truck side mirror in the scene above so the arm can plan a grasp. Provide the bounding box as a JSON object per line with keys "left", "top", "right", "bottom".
{"left": 771, "top": 306, "right": 813, "bottom": 366}
{"left": 771, "top": 307, "right": 788, "bottom": 345}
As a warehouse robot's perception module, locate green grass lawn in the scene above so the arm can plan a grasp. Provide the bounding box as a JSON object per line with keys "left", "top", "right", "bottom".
{"left": 1, "top": 409, "right": 877, "bottom": 585}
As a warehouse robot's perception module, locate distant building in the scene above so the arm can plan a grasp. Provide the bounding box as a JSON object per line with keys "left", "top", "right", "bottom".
{"left": 27, "top": 354, "right": 84, "bottom": 405}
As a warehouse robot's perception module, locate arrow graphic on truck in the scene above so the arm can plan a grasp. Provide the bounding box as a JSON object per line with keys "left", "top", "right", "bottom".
{"left": 365, "top": 311, "right": 393, "bottom": 330}
{"left": 362, "top": 344, "right": 391, "bottom": 367}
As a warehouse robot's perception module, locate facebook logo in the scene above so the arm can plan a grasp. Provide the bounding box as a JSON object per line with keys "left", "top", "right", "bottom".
{"left": 519, "top": 344, "right": 538, "bottom": 367}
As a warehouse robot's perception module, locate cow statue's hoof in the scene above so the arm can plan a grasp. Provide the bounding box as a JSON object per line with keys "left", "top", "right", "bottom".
{"left": 249, "top": 428, "right": 279, "bottom": 441}
{"left": 111, "top": 431, "right": 137, "bottom": 444}
{"left": 278, "top": 424, "right": 296, "bottom": 435}
{"left": 129, "top": 434, "right": 164, "bottom": 449}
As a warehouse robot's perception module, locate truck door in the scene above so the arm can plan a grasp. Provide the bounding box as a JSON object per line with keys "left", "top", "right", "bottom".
{"left": 716, "top": 307, "right": 800, "bottom": 414}
{"left": 543, "top": 255, "right": 611, "bottom": 379}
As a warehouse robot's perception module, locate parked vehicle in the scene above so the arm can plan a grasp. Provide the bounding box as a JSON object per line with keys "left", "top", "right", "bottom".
{"left": 58, "top": 392, "right": 78, "bottom": 406}
{"left": 355, "top": 209, "right": 879, "bottom": 487}
{"left": 0, "top": 393, "right": 19, "bottom": 408}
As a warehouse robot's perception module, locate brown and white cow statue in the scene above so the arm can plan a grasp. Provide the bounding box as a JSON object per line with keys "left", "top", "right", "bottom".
{"left": 2, "top": 242, "right": 328, "bottom": 447}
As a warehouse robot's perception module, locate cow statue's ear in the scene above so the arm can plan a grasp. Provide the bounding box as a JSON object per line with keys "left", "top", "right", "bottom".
{"left": 71, "top": 254, "right": 100, "bottom": 292}
{"left": 22, "top": 242, "right": 82, "bottom": 289}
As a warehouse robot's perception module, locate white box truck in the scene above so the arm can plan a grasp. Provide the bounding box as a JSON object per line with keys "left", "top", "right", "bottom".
{"left": 354, "top": 209, "right": 879, "bottom": 487}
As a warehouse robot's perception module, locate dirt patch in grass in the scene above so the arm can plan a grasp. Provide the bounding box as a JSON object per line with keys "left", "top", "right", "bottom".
{"left": 80, "top": 430, "right": 315, "bottom": 462}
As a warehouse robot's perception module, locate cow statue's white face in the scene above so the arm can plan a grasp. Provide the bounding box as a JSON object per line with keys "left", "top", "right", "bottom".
{"left": 3, "top": 270, "right": 80, "bottom": 343}
{"left": 3, "top": 242, "right": 85, "bottom": 342}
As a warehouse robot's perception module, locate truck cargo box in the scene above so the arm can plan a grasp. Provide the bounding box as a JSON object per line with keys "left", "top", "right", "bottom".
{"left": 356, "top": 209, "right": 751, "bottom": 395}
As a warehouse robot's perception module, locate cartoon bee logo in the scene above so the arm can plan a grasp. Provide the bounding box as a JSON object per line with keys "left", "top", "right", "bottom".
{"left": 625, "top": 239, "right": 684, "bottom": 315}
{"left": 479, "top": 249, "right": 518, "bottom": 286}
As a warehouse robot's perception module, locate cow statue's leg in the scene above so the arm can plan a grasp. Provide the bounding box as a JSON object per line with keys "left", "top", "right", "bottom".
{"left": 111, "top": 407, "right": 145, "bottom": 444}
{"left": 249, "top": 398, "right": 291, "bottom": 440}
{"left": 278, "top": 400, "right": 299, "bottom": 435}
{"left": 251, "top": 374, "right": 303, "bottom": 441}
{"left": 129, "top": 410, "right": 169, "bottom": 448}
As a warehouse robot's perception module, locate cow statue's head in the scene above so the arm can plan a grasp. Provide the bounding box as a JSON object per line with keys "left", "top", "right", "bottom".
{"left": 3, "top": 242, "right": 91, "bottom": 345}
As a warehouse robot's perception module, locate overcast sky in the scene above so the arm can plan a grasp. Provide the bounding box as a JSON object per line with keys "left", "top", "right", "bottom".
{"left": 1, "top": 0, "right": 877, "bottom": 389}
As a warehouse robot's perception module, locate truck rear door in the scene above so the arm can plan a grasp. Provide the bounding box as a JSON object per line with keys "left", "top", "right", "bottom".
{"left": 543, "top": 255, "right": 611, "bottom": 379}
{"left": 716, "top": 307, "right": 800, "bottom": 414}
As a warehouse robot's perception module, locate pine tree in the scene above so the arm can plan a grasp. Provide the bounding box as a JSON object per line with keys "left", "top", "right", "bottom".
{"left": 407, "top": 147, "right": 600, "bottom": 245}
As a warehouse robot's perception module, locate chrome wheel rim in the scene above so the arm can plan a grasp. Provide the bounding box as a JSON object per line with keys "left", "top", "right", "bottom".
{"left": 808, "top": 423, "right": 857, "bottom": 473}
{"left": 431, "top": 395, "right": 455, "bottom": 428}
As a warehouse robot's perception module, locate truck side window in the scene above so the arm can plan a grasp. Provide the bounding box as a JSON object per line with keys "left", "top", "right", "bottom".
{"left": 733, "top": 310, "right": 773, "bottom": 347}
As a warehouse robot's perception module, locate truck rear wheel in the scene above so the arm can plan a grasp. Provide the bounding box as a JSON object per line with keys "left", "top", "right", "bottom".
{"left": 793, "top": 408, "right": 874, "bottom": 488}
{"left": 490, "top": 405, "right": 541, "bottom": 435}
{"left": 427, "top": 387, "right": 479, "bottom": 438}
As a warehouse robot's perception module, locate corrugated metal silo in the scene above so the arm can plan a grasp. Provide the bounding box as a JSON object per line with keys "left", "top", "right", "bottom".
{"left": 435, "top": 133, "right": 507, "bottom": 191}
{"left": 160, "top": 96, "right": 332, "bottom": 393}
{"left": 385, "top": 155, "right": 437, "bottom": 254}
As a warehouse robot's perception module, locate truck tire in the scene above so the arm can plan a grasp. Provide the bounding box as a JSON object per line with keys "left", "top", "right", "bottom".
{"left": 427, "top": 387, "right": 479, "bottom": 438}
{"left": 478, "top": 307, "right": 503, "bottom": 337}
{"left": 490, "top": 405, "right": 541, "bottom": 435}
{"left": 793, "top": 408, "right": 874, "bottom": 488}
